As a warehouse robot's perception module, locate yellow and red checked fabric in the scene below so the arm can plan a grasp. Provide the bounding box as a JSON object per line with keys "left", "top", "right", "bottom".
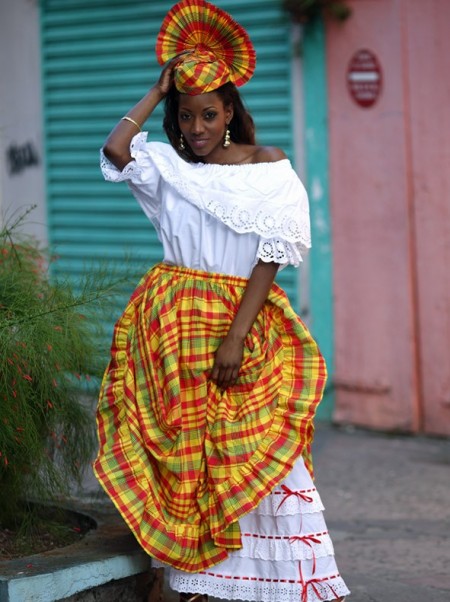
{"left": 156, "top": 0, "right": 256, "bottom": 94}
{"left": 93, "top": 263, "right": 326, "bottom": 572}
{"left": 172, "top": 49, "right": 231, "bottom": 96}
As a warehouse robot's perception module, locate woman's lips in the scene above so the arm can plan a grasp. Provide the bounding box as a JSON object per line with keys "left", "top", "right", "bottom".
{"left": 190, "top": 138, "right": 209, "bottom": 149}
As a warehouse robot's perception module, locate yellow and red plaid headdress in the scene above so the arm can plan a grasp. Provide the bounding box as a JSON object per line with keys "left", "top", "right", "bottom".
{"left": 156, "top": 0, "right": 256, "bottom": 95}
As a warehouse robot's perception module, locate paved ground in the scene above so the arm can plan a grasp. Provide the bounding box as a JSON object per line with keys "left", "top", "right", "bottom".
{"left": 161, "top": 424, "right": 450, "bottom": 602}
{"left": 309, "top": 424, "right": 450, "bottom": 602}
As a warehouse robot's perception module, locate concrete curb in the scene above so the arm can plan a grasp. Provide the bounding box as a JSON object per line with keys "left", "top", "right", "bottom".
{"left": 0, "top": 503, "right": 151, "bottom": 602}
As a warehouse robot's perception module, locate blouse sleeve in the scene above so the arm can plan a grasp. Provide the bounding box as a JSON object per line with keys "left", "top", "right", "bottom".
{"left": 99, "top": 132, "right": 161, "bottom": 224}
{"left": 256, "top": 236, "right": 305, "bottom": 268}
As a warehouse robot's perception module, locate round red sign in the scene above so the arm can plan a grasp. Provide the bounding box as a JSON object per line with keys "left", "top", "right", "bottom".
{"left": 347, "top": 49, "right": 382, "bottom": 108}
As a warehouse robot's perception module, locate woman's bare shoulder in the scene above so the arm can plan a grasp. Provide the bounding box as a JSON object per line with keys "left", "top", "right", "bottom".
{"left": 252, "top": 145, "right": 287, "bottom": 164}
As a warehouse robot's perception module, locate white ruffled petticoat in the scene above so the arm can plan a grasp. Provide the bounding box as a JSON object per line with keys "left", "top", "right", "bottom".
{"left": 152, "top": 456, "right": 350, "bottom": 601}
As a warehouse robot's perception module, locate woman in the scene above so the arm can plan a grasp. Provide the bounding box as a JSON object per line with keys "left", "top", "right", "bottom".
{"left": 93, "top": 2, "right": 350, "bottom": 601}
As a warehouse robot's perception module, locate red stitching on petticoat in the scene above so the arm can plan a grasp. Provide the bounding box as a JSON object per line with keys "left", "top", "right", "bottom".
{"left": 273, "top": 487, "right": 316, "bottom": 496}
{"left": 242, "top": 530, "right": 328, "bottom": 540}
{"left": 240, "top": 531, "right": 328, "bottom": 575}
{"left": 198, "top": 569, "right": 340, "bottom": 587}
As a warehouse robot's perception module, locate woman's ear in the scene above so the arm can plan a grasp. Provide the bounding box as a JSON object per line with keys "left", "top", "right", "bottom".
{"left": 225, "top": 103, "right": 234, "bottom": 123}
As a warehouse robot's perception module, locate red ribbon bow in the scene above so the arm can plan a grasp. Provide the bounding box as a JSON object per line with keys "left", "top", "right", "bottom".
{"left": 302, "top": 578, "right": 339, "bottom": 602}
{"left": 276, "top": 484, "right": 314, "bottom": 513}
{"left": 289, "top": 534, "right": 321, "bottom": 574}
{"left": 299, "top": 562, "right": 339, "bottom": 602}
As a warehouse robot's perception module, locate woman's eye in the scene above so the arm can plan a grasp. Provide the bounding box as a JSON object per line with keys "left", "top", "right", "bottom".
{"left": 204, "top": 112, "right": 217, "bottom": 120}
{"left": 179, "top": 113, "right": 191, "bottom": 121}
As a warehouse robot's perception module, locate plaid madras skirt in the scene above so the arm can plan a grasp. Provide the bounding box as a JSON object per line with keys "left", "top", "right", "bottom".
{"left": 93, "top": 263, "right": 326, "bottom": 572}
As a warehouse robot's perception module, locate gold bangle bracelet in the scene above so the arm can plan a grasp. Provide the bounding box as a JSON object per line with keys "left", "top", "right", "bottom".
{"left": 121, "top": 116, "right": 142, "bottom": 131}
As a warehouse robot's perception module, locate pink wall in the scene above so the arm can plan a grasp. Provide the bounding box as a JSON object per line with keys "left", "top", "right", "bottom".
{"left": 326, "top": 0, "right": 450, "bottom": 434}
{"left": 406, "top": 1, "right": 450, "bottom": 435}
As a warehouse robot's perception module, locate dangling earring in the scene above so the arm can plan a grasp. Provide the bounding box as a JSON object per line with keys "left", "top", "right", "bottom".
{"left": 223, "top": 127, "right": 231, "bottom": 148}
{"left": 179, "top": 133, "right": 185, "bottom": 151}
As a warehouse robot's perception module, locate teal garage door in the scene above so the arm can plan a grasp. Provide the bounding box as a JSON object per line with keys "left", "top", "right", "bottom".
{"left": 40, "top": 0, "right": 298, "bottom": 315}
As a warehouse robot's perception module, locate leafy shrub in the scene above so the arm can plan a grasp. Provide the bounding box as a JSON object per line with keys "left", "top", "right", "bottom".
{"left": 0, "top": 214, "right": 122, "bottom": 527}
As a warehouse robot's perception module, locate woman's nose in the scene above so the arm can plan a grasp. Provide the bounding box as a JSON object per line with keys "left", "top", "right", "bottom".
{"left": 191, "top": 117, "right": 204, "bottom": 134}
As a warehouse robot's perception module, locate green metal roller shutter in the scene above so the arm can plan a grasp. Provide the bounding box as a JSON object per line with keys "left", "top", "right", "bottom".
{"left": 41, "top": 0, "right": 298, "bottom": 319}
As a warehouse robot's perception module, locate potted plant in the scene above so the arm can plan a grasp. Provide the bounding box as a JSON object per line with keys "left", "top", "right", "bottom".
{"left": 0, "top": 210, "right": 124, "bottom": 545}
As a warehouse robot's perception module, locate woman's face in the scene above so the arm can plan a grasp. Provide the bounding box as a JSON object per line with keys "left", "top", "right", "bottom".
{"left": 178, "top": 91, "right": 233, "bottom": 162}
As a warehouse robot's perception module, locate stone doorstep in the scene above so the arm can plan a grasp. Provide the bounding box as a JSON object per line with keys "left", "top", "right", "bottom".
{"left": 0, "top": 502, "right": 152, "bottom": 602}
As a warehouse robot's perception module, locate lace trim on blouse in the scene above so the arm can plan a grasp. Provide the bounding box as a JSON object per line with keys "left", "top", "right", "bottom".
{"left": 100, "top": 133, "right": 312, "bottom": 266}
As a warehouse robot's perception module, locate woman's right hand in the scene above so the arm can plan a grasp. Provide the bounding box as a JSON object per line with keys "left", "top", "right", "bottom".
{"left": 155, "top": 53, "right": 188, "bottom": 96}
{"left": 103, "top": 53, "right": 188, "bottom": 170}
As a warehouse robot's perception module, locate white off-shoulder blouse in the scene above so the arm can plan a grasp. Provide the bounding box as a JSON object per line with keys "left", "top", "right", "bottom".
{"left": 100, "top": 133, "right": 311, "bottom": 278}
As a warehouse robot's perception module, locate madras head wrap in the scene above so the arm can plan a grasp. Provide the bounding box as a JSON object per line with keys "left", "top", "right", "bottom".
{"left": 156, "top": 0, "right": 256, "bottom": 95}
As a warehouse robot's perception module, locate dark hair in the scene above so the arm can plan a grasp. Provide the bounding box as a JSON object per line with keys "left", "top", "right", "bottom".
{"left": 163, "top": 82, "right": 256, "bottom": 163}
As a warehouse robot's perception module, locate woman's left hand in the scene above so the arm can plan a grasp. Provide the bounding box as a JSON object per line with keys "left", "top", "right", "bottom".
{"left": 211, "top": 335, "right": 245, "bottom": 389}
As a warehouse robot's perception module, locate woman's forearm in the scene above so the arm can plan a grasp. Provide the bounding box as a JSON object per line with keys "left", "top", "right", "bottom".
{"left": 102, "top": 86, "right": 165, "bottom": 170}
{"left": 211, "top": 260, "right": 279, "bottom": 389}
{"left": 103, "top": 56, "right": 181, "bottom": 170}
{"left": 228, "top": 260, "right": 279, "bottom": 341}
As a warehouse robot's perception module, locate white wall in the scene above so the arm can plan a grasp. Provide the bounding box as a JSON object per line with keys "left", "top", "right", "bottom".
{"left": 0, "top": 0, "right": 47, "bottom": 244}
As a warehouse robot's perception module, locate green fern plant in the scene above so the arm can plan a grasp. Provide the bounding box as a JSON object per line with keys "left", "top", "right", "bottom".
{"left": 0, "top": 211, "right": 125, "bottom": 528}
